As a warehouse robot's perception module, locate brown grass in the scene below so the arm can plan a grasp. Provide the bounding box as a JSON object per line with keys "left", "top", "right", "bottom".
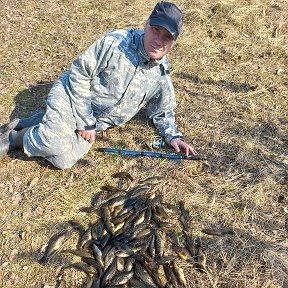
{"left": 0, "top": 0, "right": 287, "bottom": 287}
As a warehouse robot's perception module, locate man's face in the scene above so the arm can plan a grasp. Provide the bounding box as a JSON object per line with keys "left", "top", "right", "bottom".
{"left": 143, "top": 22, "right": 175, "bottom": 60}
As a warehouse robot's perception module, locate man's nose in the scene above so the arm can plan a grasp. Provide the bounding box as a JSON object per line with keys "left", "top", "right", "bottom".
{"left": 154, "top": 35, "right": 164, "bottom": 47}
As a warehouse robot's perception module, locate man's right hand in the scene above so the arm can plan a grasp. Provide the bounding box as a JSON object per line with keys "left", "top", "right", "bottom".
{"left": 77, "top": 130, "right": 95, "bottom": 143}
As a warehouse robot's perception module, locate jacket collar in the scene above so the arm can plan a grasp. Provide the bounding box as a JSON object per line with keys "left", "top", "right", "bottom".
{"left": 129, "top": 28, "right": 163, "bottom": 67}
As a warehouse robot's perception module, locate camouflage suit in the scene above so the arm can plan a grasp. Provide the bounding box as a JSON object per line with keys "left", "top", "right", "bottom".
{"left": 23, "top": 28, "right": 183, "bottom": 169}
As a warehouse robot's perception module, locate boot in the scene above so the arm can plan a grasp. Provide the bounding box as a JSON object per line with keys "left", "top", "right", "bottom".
{"left": 0, "top": 132, "right": 11, "bottom": 156}
{"left": 0, "top": 111, "right": 44, "bottom": 133}
{"left": 0, "top": 128, "right": 29, "bottom": 157}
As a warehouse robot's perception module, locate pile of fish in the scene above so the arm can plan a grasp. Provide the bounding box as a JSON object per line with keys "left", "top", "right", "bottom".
{"left": 39, "top": 172, "right": 209, "bottom": 287}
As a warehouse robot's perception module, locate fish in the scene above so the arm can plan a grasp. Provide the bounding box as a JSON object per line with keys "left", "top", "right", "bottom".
{"left": 194, "top": 237, "right": 202, "bottom": 251}
{"left": 101, "top": 206, "right": 115, "bottom": 234}
{"left": 179, "top": 201, "right": 192, "bottom": 232}
{"left": 112, "top": 171, "right": 134, "bottom": 182}
{"left": 101, "top": 259, "right": 117, "bottom": 286}
{"left": 115, "top": 251, "right": 131, "bottom": 258}
{"left": 82, "top": 257, "right": 103, "bottom": 272}
{"left": 124, "top": 257, "right": 135, "bottom": 272}
{"left": 151, "top": 213, "right": 173, "bottom": 228}
{"left": 128, "top": 185, "right": 152, "bottom": 197}
{"left": 105, "top": 195, "right": 127, "bottom": 209}
{"left": 172, "top": 261, "right": 187, "bottom": 287}
{"left": 134, "top": 262, "right": 158, "bottom": 287}
{"left": 61, "top": 249, "right": 93, "bottom": 259}
{"left": 150, "top": 195, "right": 162, "bottom": 208}
{"left": 148, "top": 234, "right": 156, "bottom": 258}
{"left": 201, "top": 228, "right": 222, "bottom": 236}
{"left": 202, "top": 227, "right": 235, "bottom": 236}
{"left": 68, "top": 220, "right": 86, "bottom": 236}
{"left": 111, "top": 204, "right": 123, "bottom": 218}
{"left": 155, "top": 204, "right": 170, "bottom": 219}
{"left": 101, "top": 184, "right": 125, "bottom": 193}
{"left": 112, "top": 210, "right": 133, "bottom": 225}
{"left": 47, "top": 173, "right": 206, "bottom": 288}
{"left": 113, "top": 240, "right": 135, "bottom": 256}
{"left": 173, "top": 245, "right": 193, "bottom": 261}
{"left": 195, "top": 252, "right": 208, "bottom": 273}
{"left": 133, "top": 210, "right": 146, "bottom": 226}
{"left": 163, "top": 263, "right": 178, "bottom": 287}
{"left": 110, "top": 271, "right": 134, "bottom": 285}
{"left": 144, "top": 205, "right": 152, "bottom": 222}
{"left": 92, "top": 243, "right": 104, "bottom": 268}
{"left": 160, "top": 203, "right": 178, "bottom": 213}
{"left": 122, "top": 196, "right": 139, "bottom": 209}
{"left": 183, "top": 231, "right": 197, "bottom": 258}
{"left": 157, "top": 264, "right": 168, "bottom": 287}
{"left": 39, "top": 230, "right": 71, "bottom": 264}
{"left": 135, "top": 227, "right": 151, "bottom": 239}
{"left": 129, "top": 278, "right": 151, "bottom": 288}
{"left": 154, "top": 230, "right": 164, "bottom": 258}
{"left": 90, "top": 191, "right": 107, "bottom": 208}
{"left": 219, "top": 227, "right": 235, "bottom": 235}
{"left": 77, "top": 225, "right": 92, "bottom": 249}
{"left": 101, "top": 244, "right": 114, "bottom": 259}
{"left": 138, "top": 175, "right": 164, "bottom": 184}
{"left": 67, "top": 262, "right": 97, "bottom": 276}
{"left": 104, "top": 246, "right": 117, "bottom": 269}
{"left": 111, "top": 172, "right": 133, "bottom": 190}
{"left": 136, "top": 237, "right": 151, "bottom": 254}
{"left": 116, "top": 257, "right": 125, "bottom": 271}
{"left": 133, "top": 199, "right": 146, "bottom": 214}
{"left": 79, "top": 206, "right": 99, "bottom": 214}
{"left": 113, "top": 221, "right": 125, "bottom": 233}
{"left": 156, "top": 256, "right": 178, "bottom": 265}
{"left": 166, "top": 231, "right": 180, "bottom": 246}
{"left": 90, "top": 277, "right": 101, "bottom": 288}
{"left": 122, "top": 223, "right": 149, "bottom": 240}
{"left": 100, "top": 232, "right": 111, "bottom": 249}
{"left": 97, "top": 191, "right": 126, "bottom": 209}
{"left": 91, "top": 219, "right": 105, "bottom": 240}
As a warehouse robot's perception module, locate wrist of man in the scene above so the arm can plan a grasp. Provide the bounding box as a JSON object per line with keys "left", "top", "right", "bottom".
{"left": 170, "top": 137, "right": 184, "bottom": 143}
{"left": 84, "top": 124, "right": 96, "bottom": 131}
{"left": 76, "top": 125, "right": 96, "bottom": 131}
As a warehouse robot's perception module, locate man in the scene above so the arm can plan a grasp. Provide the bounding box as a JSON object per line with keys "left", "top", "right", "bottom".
{"left": 0, "top": 1, "right": 196, "bottom": 169}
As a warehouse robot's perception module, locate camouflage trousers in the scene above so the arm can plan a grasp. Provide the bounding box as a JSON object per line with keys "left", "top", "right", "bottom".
{"left": 23, "top": 76, "right": 92, "bottom": 169}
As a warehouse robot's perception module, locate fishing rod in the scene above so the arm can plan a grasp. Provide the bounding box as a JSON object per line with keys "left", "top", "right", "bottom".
{"left": 96, "top": 147, "right": 207, "bottom": 161}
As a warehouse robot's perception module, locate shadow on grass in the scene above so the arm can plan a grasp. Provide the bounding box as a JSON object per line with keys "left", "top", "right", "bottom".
{"left": 8, "top": 150, "right": 61, "bottom": 170}
{"left": 17, "top": 250, "right": 72, "bottom": 267}
{"left": 175, "top": 72, "right": 257, "bottom": 93}
{"left": 222, "top": 121, "right": 287, "bottom": 185}
{"left": 9, "top": 82, "right": 52, "bottom": 121}
{"left": 201, "top": 228, "right": 287, "bottom": 286}
{"left": 0, "top": 82, "right": 52, "bottom": 134}
{"left": 17, "top": 220, "right": 83, "bottom": 264}
{"left": 199, "top": 136, "right": 288, "bottom": 187}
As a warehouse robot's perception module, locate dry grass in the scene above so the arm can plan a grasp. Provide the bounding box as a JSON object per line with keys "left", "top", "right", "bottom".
{"left": 0, "top": 0, "right": 287, "bottom": 287}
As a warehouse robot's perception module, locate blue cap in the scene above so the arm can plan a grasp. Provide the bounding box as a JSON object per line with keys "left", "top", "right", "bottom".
{"left": 149, "top": 1, "right": 183, "bottom": 40}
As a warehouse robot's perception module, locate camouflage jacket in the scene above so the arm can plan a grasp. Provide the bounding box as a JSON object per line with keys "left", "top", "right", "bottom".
{"left": 63, "top": 28, "right": 183, "bottom": 143}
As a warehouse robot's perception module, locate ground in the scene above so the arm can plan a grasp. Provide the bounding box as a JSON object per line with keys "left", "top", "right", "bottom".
{"left": 0, "top": 0, "right": 287, "bottom": 287}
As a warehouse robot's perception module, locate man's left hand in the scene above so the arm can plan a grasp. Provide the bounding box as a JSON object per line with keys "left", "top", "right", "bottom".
{"left": 170, "top": 138, "right": 197, "bottom": 156}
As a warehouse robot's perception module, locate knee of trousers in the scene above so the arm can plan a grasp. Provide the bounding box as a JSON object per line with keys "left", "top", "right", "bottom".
{"left": 47, "top": 155, "right": 79, "bottom": 170}
{"left": 24, "top": 124, "right": 75, "bottom": 156}
{"left": 45, "top": 142, "right": 92, "bottom": 170}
